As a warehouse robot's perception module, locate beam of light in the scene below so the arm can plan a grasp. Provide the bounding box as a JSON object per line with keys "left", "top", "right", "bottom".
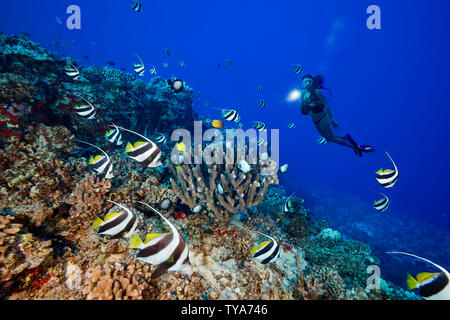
{"left": 286, "top": 89, "right": 301, "bottom": 102}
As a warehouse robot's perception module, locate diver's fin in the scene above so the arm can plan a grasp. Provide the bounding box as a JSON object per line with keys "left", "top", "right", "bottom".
{"left": 359, "top": 145, "right": 376, "bottom": 153}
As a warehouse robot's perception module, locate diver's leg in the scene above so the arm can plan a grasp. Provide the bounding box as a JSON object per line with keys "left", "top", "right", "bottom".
{"left": 315, "top": 118, "right": 353, "bottom": 149}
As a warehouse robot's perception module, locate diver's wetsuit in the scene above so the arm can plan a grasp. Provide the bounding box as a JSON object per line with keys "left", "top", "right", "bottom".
{"left": 301, "top": 89, "right": 354, "bottom": 149}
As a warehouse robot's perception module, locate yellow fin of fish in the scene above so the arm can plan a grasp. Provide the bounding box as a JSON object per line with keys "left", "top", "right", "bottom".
{"left": 92, "top": 217, "right": 104, "bottom": 229}
{"left": 89, "top": 155, "right": 104, "bottom": 165}
{"left": 251, "top": 240, "right": 270, "bottom": 255}
{"left": 250, "top": 246, "right": 257, "bottom": 256}
{"left": 104, "top": 211, "right": 122, "bottom": 222}
{"left": 376, "top": 169, "right": 383, "bottom": 174}
{"left": 383, "top": 169, "right": 394, "bottom": 173}
{"left": 406, "top": 273, "right": 419, "bottom": 290}
{"left": 144, "top": 232, "right": 171, "bottom": 244}
{"left": 125, "top": 142, "right": 134, "bottom": 153}
{"left": 134, "top": 141, "right": 147, "bottom": 148}
{"left": 416, "top": 272, "right": 440, "bottom": 283}
{"left": 168, "top": 254, "right": 174, "bottom": 263}
{"left": 129, "top": 233, "right": 144, "bottom": 249}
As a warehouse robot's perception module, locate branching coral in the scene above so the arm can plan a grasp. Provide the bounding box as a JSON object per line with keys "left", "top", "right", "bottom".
{"left": 168, "top": 151, "right": 279, "bottom": 223}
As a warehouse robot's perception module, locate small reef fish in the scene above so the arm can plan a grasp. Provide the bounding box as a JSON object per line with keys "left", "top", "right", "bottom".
{"left": 212, "top": 120, "right": 224, "bottom": 129}
{"left": 237, "top": 159, "right": 251, "bottom": 173}
{"left": 160, "top": 198, "right": 173, "bottom": 210}
{"left": 164, "top": 48, "right": 170, "bottom": 56}
{"left": 217, "top": 182, "right": 224, "bottom": 194}
{"left": 387, "top": 251, "right": 450, "bottom": 300}
{"left": 64, "top": 64, "right": 80, "bottom": 80}
{"left": 222, "top": 109, "right": 241, "bottom": 123}
{"left": 168, "top": 79, "right": 184, "bottom": 93}
{"left": 178, "top": 61, "right": 185, "bottom": 67}
{"left": 155, "top": 133, "right": 167, "bottom": 144}
{"left": 92, "top": 201, "right": 137, "bottom": 238}
{"left": 257, "top": 86, "right": 263, "bottom": 93}
{"left": 73, "top": 94, "right": 96, "bottom": 119}
{"left": 162, "top": 62, "right": 168, "bottom": 68}
{"left": 133, "top": 53, "right": 145, "bottom": 76}
{"left": 373, "top": 193, "right": 390, "bottom": 212}
{"left": 176, "top": 142, "right": 186, "bottom": 152}
{"left": 279, "top": 164, "right": 289, "bottom": 174}
{"left": 150, "top": 65, "right": 157, "bottom": 75}
{"left": 130, "top": 202, "right": 191, "bottom": 279}
{"left": 115, "top": 125, "right": 162, "bottom": 168}
{"left": 293, "top": 64, "right": 303, "bottom": 75}
{"left": 253, "top": 121, "right": 267, "bottom": 132}
{"left": 287, "top": 122, "right": 295, "bottom": 129}
{"left": 317, "top": 137, "right": 328, "bottom": 144}
{"left": 78, "top": 140, "right": 114, "bottom": 179}
{"left": 131, "top": 1, "right": 142, "bottom": 12}
{"left": 251, "top": 230, "right": 281, "bottom": 265}
{"left": 258, "top": 99, "right": 266, "bottom": 108}
{"left": 204, "top": 102, "right": 210, "bottom": 107}
{"left": 105, "top": 124, "right": 123, "bottom": 146}
{"left": 107, "top": 61, "right": 116, "bottom": 66}
{"left": 226, "top": 59, "right": 232, "bottom": 67}
{"left": 216, "top": 63, "right": 220, "bottom": 69}
{"left": 376, "top": 152, "right": 399, "bottom": 188}
{"left": 283, "top": 193, "right": 295, "bottom": 213}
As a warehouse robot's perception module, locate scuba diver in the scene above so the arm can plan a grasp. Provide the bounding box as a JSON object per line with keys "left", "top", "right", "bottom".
{"left": 300, "top": 74, "right": 375, "bottom": 157}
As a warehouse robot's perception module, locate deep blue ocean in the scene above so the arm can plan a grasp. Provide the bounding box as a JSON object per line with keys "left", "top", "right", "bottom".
{"left": 1, "top": 0, "right": 449, "bottom": 287}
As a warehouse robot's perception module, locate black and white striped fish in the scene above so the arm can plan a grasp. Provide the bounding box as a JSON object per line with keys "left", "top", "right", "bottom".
{"left": 154, "top": 133, "right": 167, "bottom": 144}
{"left": 116, "top": 125, "right": 162, "bottom": 168}
{"left": 178, "top": 61, "right": 185, "bottom": 67}
{"left": 130, "top": 202, "right": 190, "bottom": 279}
{"left": 64, "top": 64, "right": 80, "bottom": 80}
{"left": 258, "top": 99, "right": 266, "bottom": 108}
{"left": 133, "top": 53, "right": 145, "bottom": 76}
{"left": 386, "top": 251, "right": 450, "bottom": 300}
{"left": 105, "top": 124, "right": 123, "bottom": 146}
{"left": 131, "top": 1, "right": 142, "bottom": 12}
{"left": 293, "top": 64, "right": 303, "bottom": 75}
{"left": 222, "top": 109, "right": 241, "bottom": 123}
{"left": 253, "top": 121, "right": 267, "bottom": 132}
{"left": 373, "top": 193, "right": 390, "bottom": 212}
{"left": 376, "top": 152, "right": 399, "bottom": 188}
{"left": 317, "top": 137, "right": 328, "bottom": 144}
{"left": 78, "top": 140, "right": 114, "bottom": 179}
{"left": 257, "top": 86, "right": 263, "bottom": 93}
{"left": 283, "top": 193, "right": 295, "bottom": 213}
{"left": 150, "top": 65, "right": 157, "bottom": 75}
{"left": 250, "top": 230, "right": 281, "bottom": 265}
{"left": 92, "top": 201, "right": 137, "bottom": 238}
{"left": 287, "top": 122, "right": 295, "bottom": 129}
{"left": 73, "top": 94, "right": 96, "bottom": 119}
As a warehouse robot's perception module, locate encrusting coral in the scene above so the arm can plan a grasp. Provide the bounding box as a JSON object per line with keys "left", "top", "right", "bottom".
{"left": 68, "top": 173, "right": 112, "bottom": 232}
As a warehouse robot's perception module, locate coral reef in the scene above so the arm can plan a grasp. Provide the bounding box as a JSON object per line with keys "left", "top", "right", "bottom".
{"left": 0, "top": 33, "right": 418, "bottom": 301}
